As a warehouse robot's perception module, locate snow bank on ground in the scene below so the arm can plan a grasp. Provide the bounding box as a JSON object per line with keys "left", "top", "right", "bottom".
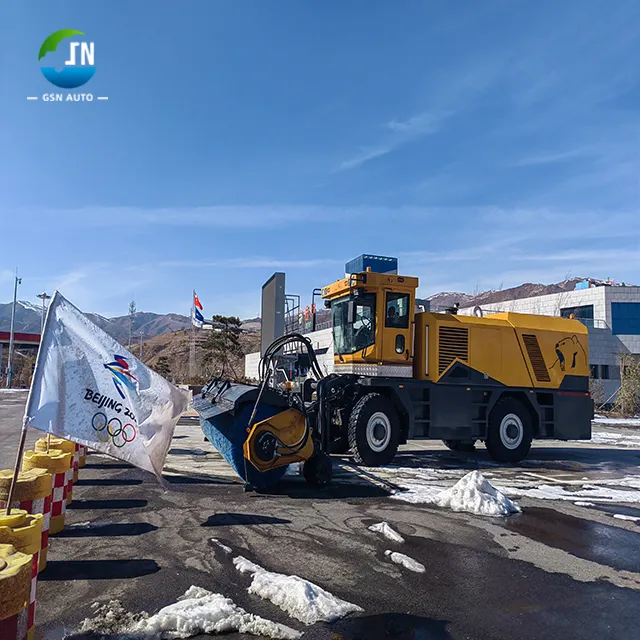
{"left": 393, "top": 470, "right": 521, "bottom": 517}
{"left": 80, "top": 588, "right": 301, "bottom": 639}
{"left": 589, "top": 431, "right": 640, "bottom": 447}
{"left": 0, "top": 388, "right": 28, "bottom": 394}
{"left": 233, "top": 556, "right": 363, "bottom": 625}
{"left": 133, "top": 586, "right": 301, "bottom": 639}
{"left": 613, "top": 514, "right": 640, "bottom": 523}
{"left": 574, "top": 501, "right": 596, "bottom": 507}
{"left": 594, "top": 415, "right": 640, "bottom": 426}
{"left": 384, "top": 550, "right": 425, "bottom": 573}
{"left": 503, "top": 483, "right": 640, "bottom": 504}
{"left": 368, "top": 522, "right": 405, "bottom": 543}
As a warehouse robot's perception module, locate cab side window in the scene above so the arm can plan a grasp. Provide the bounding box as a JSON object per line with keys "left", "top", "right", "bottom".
{"left": 385, "top": 292, "right": 410, "bottom": 329}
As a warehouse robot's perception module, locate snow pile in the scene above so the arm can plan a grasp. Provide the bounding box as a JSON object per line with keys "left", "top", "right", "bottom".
{"left": 574, "top": 501, "right": 596, "bottom": 507}
{"left": 233, "top": 556, "right": 363, "bottom": 625}
{"left": 210, "top": 538, "right": 232, "bottom": 554}
{"left": 384, "top": 550, "right": 425, "bottom": 573}
{"left": 80, "top": 588, "right": 301, "bottom": 639}
{"left": 80, "top": 600, "right": 148, "bottom": 635}
{"left": 368, "top": 522, "right": 405, "bottom": 543}
{"left": 507, "top": 483, "right": 640, "bottom": 504}
{"left": 613, "top": 514, "right": 640, "bottom": 523}
{"left": 133, "top": 586, "right": 301, "bottom": 639}
{"left": 393, "top": 470, "right": 521, "bottom": 516}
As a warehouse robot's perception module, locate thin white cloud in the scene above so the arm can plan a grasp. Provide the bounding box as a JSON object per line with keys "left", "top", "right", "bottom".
{"left": 512, "top": 148, "right": 592, "bottom": 167}
{"left": 336, "top": 110, "right": 452, "bottom": 172}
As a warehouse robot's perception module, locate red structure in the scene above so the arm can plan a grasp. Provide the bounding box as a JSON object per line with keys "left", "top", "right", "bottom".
{"left": 0, "top": 332, "right": 40, "bottom": 346}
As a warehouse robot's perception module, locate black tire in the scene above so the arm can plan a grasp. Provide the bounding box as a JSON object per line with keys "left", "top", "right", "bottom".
{"left": 348, "top": 393, "right": 401, "bottom": 466}
{"left": 443, "top": 439, "right": 476, "bottom": 452}
{"left": 303, "top": 453, "right": 333, "bottom": 487}
{"left": 486, "top": 397, "right": 533, "bottom": 463}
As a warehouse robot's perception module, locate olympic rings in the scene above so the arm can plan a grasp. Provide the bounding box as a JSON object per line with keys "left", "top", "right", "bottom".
{"left": 91, "top": 412, "right": 137, "bottom": 446}
{"left": 92, "top": 412, "right": 107, "bottom": 431}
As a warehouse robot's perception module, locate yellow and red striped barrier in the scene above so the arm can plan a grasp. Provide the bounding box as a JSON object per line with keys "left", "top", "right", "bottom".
{"left": 0, "top": 543, "right": 32, "bottom": 640}
{"left": 35, "top": 438, "right": 77, "bottom": 505}
{"left": 0, "top": 469, "right": 52, "bottom": 572}
{"left": 0, "top": 511, "right": 43, "bottom": 640}
{"left": 22, "top": 450, "right": 72, "bottom": 535}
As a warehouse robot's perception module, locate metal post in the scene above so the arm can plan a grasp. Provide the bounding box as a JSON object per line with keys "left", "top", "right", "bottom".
{"left": 6, "top": 273, "right": 21, "bottom": 389}
{"left": 37, "top": 291, "right": 51, "bottom": 336}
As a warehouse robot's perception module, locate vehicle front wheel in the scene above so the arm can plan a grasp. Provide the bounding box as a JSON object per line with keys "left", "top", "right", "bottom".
{"left": 348, "top": 393, "right": 401, "bottom": 466}
{"left": 486, "top": 397, "right": 533, "bottom": 463}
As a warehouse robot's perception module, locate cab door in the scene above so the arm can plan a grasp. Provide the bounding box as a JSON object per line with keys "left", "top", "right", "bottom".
{"left": 380, "top": 289, "right": 414, "bottom": 367}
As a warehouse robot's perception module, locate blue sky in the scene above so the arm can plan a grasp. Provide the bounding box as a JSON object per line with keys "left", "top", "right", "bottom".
{"left": 0, "top": 1, "right": 638, "bottom": 318}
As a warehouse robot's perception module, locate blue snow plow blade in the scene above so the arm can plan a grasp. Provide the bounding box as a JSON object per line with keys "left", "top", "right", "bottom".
{"left": 193, "top": 380, "right": 289, "bottom": 489}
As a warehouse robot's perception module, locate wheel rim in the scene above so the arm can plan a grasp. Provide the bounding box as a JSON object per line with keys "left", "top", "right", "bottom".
{"left": 366, "top": 412, "right": 391, "bottom": 452}
{"left": 499, "top": 413, "right": 524, "bottom": 449}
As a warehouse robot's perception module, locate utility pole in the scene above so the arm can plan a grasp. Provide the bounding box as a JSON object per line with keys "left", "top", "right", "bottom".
{"left": 6, "top": 272, "right": 22, "bottom": 389}
{"left": 37, "top": 291, "right": 51, "bottom": 335}
{"left": 128, "top": 300, "right": 136, "bottom": 349}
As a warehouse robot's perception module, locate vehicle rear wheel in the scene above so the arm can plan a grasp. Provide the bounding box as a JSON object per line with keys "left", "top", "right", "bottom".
{"left": 443, "top": 439, "right": 476, "bottom": 452}
{"left": 348, "top": 393, "right": 401, "bottom": 466}
{"left": 486, "top": 397, "right": 533, "bottom": 463}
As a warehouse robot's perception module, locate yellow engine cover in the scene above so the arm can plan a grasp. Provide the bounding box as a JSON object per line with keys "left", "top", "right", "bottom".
{"left": 243, "top": 408, "right": 315, "bottom": 472}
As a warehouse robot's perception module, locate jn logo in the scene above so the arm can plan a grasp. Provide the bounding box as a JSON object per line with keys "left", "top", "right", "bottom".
{"left": 39, "top": 29, "right": 95, "bottom": 89}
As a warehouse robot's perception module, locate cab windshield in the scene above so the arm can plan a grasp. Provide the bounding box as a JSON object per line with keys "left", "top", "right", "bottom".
{"left": 331, "top": 293, "right": 376, "bottom": 355}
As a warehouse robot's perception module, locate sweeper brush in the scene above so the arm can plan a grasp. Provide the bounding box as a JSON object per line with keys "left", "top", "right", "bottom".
{"left": 193, "top": 334, "right": 334, "bottom": 490}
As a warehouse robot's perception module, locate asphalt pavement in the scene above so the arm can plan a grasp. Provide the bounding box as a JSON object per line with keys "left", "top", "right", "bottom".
{"left": 1, "top": 390, "right": 639, "bottom": 640}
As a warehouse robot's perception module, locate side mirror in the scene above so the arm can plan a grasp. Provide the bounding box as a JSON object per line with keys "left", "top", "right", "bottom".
{"left": 324, "top": 300, "right": 331, "bottom": 309}
{"left": 347, "top": 300, "right": 356, "bottom": 324}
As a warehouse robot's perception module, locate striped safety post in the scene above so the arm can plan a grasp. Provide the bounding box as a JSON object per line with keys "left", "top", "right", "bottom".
{"left": 35, "top": 438, "right": 77, "bottom": 506}
{"left": 0, "top": 511, "right": 43, "bottom": 640}
{"left": 0, "top": 469, "right": 52, "bottom": 573}
{"left": 22, "top": 450, "right": 72, "bottom": 535}
{"left": 78, "top": 444, "right": 87, "bottom": 468}
{"left": 0, "top": 543, "right": 32, "bottom": 640}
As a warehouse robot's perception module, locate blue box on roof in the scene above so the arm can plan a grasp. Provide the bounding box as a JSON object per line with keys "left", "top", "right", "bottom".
{"left": 575, "top": 280, "right": 590, "bottom": 290}
{"left": 346, "top": 254, "right": 398, "bottom": 275}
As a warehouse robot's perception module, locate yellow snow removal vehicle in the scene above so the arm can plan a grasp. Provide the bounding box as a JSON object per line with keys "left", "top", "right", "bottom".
{"left": 194, "top": 256, "right": 593, "bottom": 488}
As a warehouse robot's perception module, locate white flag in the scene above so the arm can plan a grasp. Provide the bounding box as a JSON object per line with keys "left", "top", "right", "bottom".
{"left": 24, "top": 292, "right": 190, "bottom": 478}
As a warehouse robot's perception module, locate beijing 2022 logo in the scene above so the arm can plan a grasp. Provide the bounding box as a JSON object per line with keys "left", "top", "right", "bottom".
{"left": 38, "top": 29, "right": 95, "bottom": 89}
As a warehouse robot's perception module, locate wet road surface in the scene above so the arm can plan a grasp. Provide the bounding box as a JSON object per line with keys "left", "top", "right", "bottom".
{"left": 1, "top": 390, "right": 640, "bottom": 639}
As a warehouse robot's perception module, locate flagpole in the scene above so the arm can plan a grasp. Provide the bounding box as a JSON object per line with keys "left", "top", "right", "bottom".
{"left": 3, "top": 421, "right": 28, "bottom": 516}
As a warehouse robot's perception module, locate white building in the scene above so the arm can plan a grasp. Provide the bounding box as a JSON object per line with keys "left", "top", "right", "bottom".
{"left": 459, "top": 282, "right": 640, "bottom": 403}
{"left": 244, "top": 328, "right": 334, "bottom": 381}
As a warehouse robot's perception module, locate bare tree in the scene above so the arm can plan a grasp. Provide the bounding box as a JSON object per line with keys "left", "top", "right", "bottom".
{"left": 614, "top": 353, "right": 640, "bottom": 417}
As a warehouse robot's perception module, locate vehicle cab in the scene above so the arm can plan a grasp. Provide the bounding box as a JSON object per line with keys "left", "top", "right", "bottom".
{"left": 321, "top": 258, "right": 418, "bottom": 378}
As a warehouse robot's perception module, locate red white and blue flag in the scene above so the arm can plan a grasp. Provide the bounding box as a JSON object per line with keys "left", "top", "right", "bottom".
{"left": 192, "top": 290, "right": 204, "bottom": 328}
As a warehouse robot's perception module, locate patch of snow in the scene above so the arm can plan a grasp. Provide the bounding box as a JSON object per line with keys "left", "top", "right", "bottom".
{"left": 368, "top": 521, "right": 405, "bottom": 543}
{"left": 588, "top": 431, "right": 640, "bottom": 447}
{"left": 504, "top": 483, "right": 640, "bottom": 504}
{"left": 80, "top": 600, "right": 148, "bottom": 635}
{"left": 284, "top": 462, "right": 302, "bottom": 476}
{"left": 133, "top": 586, "right": 301, "bottom": 639}
{"left": 393, "top": 470, "right": 521, "bottom": 517}
{"left": 210, "top": 538, "right": 232, "bottom": 554}
{"left": 574, "top": 501, "right": 596, "bottom": 507}
{"left": 18, "top": 300, "right": 42, "bottom": 313}
{"left": 0, "top": 388, "right": 29, "bottom": 394}
{"left": 232, "top": 556, "right": 363, "bottom": 625}
{"left": 80, "top": 588, "right": 301, "bottom": 639}
{"left": 612, "top": 514, "right": 640, "bottom": 523}
{"left": 384, "top": 550, "right": 425, "bottom": 573}
{"left": 593, "top": 416, "right": 640, "bottom": 426}
{"left": 67, "top": 521, "right": 92, "bottom": 529}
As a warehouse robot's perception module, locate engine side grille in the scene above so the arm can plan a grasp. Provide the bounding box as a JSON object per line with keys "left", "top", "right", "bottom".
{"left": 523, "top": 333, "right": 551, "bottom": 382}
{"left": 438, "top": 326, "right": 469, "bottom": 374}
